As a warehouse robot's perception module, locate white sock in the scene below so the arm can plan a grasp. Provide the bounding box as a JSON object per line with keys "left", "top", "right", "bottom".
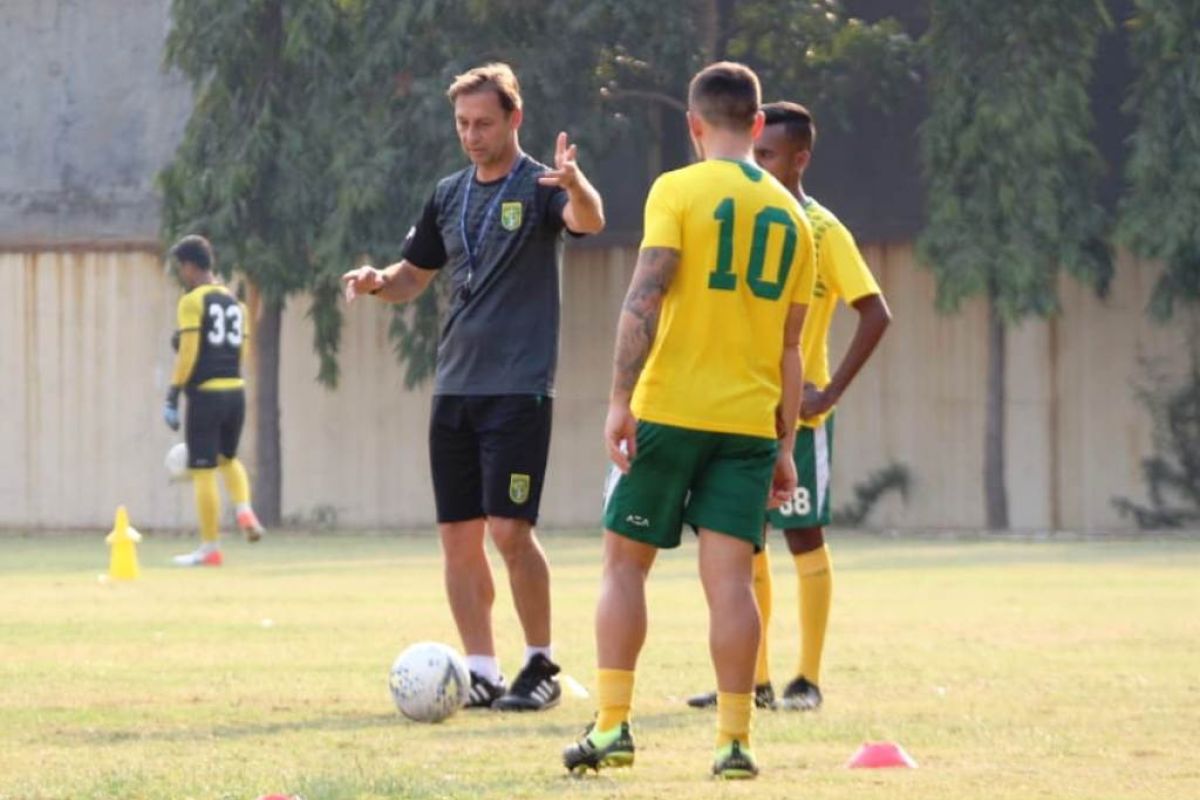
{"left": 236, "top": 502, "right": 252, "bottom": 515}
{"left": 524, "top": 645, "right": 553, "bottom": 666}
{"left": 466, "top": 654, "right": 501, "bottom": 683}
{"left": 199, "top": 541, "right": 219, "bottom": 554}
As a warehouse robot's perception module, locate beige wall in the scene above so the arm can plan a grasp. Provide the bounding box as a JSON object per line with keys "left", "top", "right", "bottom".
{"left": 827, "top": 245, "right": 1196, "bottom": 531}
{"left": 2, "top": 245, "right": 1194, "bottom": 532}
{"left": 0, "top": 249, "right": 190, "bottom": 529}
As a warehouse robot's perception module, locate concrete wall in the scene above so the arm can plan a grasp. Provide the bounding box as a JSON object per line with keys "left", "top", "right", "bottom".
{"left": 0, "top": 248, "right": 189, "bottom": 528}
{"left": 0, "top": 0, "right": 191, "bottom": 243}
{"left": 2, "top": 244, "right": 1193, "bottom": 532}
{"left": 828, "top": 246, "right": 1196, "bottom": 531}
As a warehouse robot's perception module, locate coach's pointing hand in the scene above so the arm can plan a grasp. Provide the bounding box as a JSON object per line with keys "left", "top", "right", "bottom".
{"left": 342, "top": 265, "right": 385, "bottom": 303}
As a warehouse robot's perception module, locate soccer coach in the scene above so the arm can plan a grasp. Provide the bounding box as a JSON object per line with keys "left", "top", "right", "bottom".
{"left": 342, "top": 62, "right": 604, "bottom": 711}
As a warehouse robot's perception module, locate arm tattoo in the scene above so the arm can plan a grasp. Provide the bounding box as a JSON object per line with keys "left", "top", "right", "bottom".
{"left": 613, "top": 247, "right": 680, "bottom": 395}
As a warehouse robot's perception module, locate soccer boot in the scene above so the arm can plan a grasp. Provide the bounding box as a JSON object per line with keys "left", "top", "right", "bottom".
{"left": 465, "top": 672, "right": 506, "bottom": 709}
{"left": 493, "top": 653, "right": 561, "bottom": 711}
{"left": 686, "top": 683, "right": 775, "bottom": 710}
{"left": 172, "top": 546, "right": 223, "bottom": 567}
{"left": 236, "top": 507, "right": 266, "bottom": 543}
{"left": 712, "top": 740, "right": 758, "bottom": 779}
{"left": 563, "top": 721, "right": 635, "bottom": 773}
{"left": 777, "top": 675, "right": 822, "bottom": 711}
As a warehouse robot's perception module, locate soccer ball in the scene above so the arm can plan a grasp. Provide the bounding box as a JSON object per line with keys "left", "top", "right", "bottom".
{"left": 388, "top": 641, "right": 470, "bottom": 723}
{"left": 164, "top": 443, "right": 189, "bottom": 481}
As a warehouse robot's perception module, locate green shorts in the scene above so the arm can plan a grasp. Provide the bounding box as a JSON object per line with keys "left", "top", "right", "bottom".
{"left": 603, "top": 420, "right": 778, "bottom": 550}
{"left": 767, "top": 412, "right": 835, "bottom": 530}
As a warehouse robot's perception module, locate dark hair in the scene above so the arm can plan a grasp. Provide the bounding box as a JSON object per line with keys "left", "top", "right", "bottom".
{"left": 170, "top": 234, "right": 214, "bottom": 271}
{"left": 447, "top": 62, "right": 523, "bottom": 113}
{"left": 687, "top": 61, "right": 761, "bottom": 131}
{"left": 762, "top": 101, "right": 817, "bottom": 152}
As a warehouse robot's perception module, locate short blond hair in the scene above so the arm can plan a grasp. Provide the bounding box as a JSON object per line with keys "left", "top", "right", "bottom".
{"left": 446, "top": 62, "right": 523, "bottom": 113}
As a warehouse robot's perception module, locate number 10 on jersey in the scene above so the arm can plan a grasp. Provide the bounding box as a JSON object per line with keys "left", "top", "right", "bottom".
{"left": 708, "top": 198, "right": 797, "bottom": 301}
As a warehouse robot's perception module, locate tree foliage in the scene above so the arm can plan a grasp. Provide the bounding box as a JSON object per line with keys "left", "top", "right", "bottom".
{"left": 160, "top": 0, "right": 350, "bottom": 381}
{"left": 1118, "top": 0, "right": 1200, "bottom": 320}
{"left": 832, "top": 462, "right": 911, "bottom": 526}
{"left": 592, "top": 0, "right": 918, "bottom": 135}
{"left": 918, "top": 0, "right": 1113, "bottom": 319}
{"left": 1114, "top": 357, "right": 1200, "bottom": 528}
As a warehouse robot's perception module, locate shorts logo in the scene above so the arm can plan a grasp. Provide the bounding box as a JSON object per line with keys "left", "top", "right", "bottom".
{"left": 625, "top": 514, "right": 650, "bottom": 528}
{"left": 509, "top": 473, "right": 531, "bottom": 504}
{"left": 500, "top": 201, "right": 522, "bottom": 231}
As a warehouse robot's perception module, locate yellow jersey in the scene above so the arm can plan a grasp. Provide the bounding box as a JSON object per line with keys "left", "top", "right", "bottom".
{"left": 632, "top": 159, "right": 816, "bottom": 439}
{"left": 175, "top": 284, "right": 247, "bottom": 391}
{"left": 798, "top": 197, "right": 881, "bottom": 428}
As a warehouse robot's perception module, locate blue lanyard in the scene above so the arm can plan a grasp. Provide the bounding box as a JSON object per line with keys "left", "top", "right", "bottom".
{"left": 459, "top": 154, "right": 525, "bottom": 292}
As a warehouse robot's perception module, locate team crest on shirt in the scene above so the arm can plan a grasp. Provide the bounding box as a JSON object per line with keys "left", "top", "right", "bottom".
{"left": 509, "top": 473, "right": 531, "bottom": 504}
{"left": 500, "top": 201, "right": 523, "bottom": 231}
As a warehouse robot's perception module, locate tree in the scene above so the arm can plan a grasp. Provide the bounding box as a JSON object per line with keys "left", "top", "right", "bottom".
{"left": 160, "top": 0, "right": 352, "bottom": 524}
{"left": 918, "top": 0, "right": 1113, "bottom": 529}
{"left": 590, "top": 0, "right": 918, "bottom": 161}
{"left": 1118, "top": 0, "right": 1200, "bottom": 320}
{"left": 1113, "top": 1, "right": 1200, "bottom": 527}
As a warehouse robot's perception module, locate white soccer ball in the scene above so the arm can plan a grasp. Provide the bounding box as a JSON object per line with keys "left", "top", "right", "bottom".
{"left": 164, "top": 442, "right": 189, "bottom": 481}
{"left": 388, "top": 641, "right": 470, "bottom": 723}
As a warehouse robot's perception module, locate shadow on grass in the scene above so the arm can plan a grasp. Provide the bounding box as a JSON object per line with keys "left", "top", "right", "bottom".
{"left": 58, "top": 709, "right": 694, "bottom": 746}
{"left": 443, "top": 709, "right": 694, "bottom": 740}
{"left": 58, "top": 712, "right": 401, "bottom": 744}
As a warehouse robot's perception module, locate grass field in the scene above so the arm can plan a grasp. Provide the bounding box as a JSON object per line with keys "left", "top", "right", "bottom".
{"left": 1, "top": 531, "right": 1198, "bottom": 800}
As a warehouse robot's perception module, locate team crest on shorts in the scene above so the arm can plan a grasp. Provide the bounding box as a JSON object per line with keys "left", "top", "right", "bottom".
{"left": 509, "top": 473, "right": 531, "bottom": 504}
{"left": 500, "top": 201, "right": 522, "bottom": 231}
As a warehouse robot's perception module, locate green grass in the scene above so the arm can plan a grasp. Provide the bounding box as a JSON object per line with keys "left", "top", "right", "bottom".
{"left": 1, "top": 532, "right": 1198, "bottom": 799}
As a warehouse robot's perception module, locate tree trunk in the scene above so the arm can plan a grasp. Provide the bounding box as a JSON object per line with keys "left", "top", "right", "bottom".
{"left": 254, "top": 297, "right": 284, "bottom": 526}
{"left": 984, "top": 297, "right": 1009, "bottom": 529}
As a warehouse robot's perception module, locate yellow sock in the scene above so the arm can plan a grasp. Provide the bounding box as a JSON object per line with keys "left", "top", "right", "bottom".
{"left": 796, "top": 545, "right": 833, "bottom": 685}
{"left": 716, "top": 691, "right": 753, "bottom": 749}
{"left": 192, "top": 468, "right": 221, "bottom": 544}
{"left": 217, "top": 456, "right": 251, "bottom": 506}
{"left": 596, "top": 668, "right": 635, "bottom": 731}
{"left": 752, "top": 547, "right": 772, "bottom": 686}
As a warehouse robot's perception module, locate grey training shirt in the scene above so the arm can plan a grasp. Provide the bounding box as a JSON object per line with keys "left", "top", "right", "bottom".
{"left": 402, "top": 154, "right": 577, "bottom": 396}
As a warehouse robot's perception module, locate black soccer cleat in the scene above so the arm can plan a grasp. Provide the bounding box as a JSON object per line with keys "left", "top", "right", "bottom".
{"left": 712, "top": 740, "right": 758, "bottom": 779}
{"left": 686, "top": 682, "right": 775, "bottom": 710}
{"left": 563, "top": 721, "right": 635, "bottom": 773}
{"left": 492, "top": 653, "right": 561, "bottom": 711}
{"left": 465, "top": 671, "right": 506, "bottom": 709}
{"left": 777, "top": 675, "right": 822, "bottom": 711}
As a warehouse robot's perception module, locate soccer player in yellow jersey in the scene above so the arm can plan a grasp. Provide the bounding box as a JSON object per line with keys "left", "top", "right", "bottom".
{"left": 163, "top": 235, "right": 265, "bottom": 566}
{"left": 563, "top": 64, "right": 815, "bottom": 780}
{"left": 687, "top": 101, "right": 892, "bottom": 712}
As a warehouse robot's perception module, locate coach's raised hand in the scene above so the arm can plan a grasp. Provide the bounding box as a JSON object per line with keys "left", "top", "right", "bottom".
{"left": 539, "top": 132, "right": 605, "bottom": 235}
{"left": 538, "top": 132, "right": 581, "bottom": 189}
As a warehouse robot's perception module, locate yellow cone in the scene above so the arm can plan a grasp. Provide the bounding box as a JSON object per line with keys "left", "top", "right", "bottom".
{"left": 105, "top": 505, "right": 142, "bottom": 581}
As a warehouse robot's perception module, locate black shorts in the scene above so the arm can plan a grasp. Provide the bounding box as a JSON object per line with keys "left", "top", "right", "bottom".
{"left": 185, "top": 388, "right": 245, "bottom": 469}
{"left": 429, "top": 394, "right": 553, "bottom": 524}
